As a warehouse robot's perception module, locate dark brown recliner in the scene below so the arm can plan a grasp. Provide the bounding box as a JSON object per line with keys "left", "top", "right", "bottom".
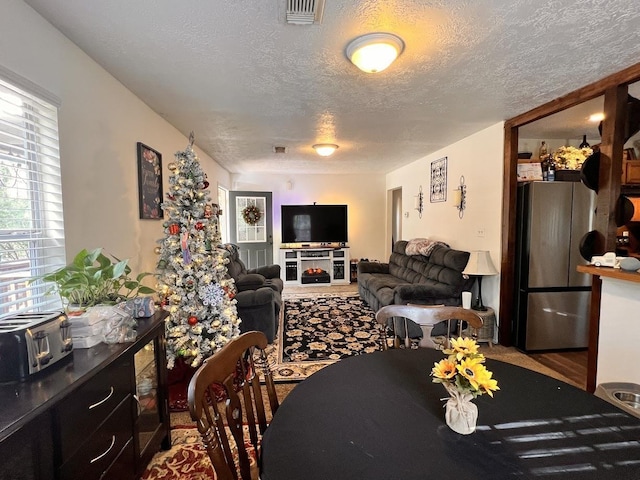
{"left": 222, "top": 244, "right": 283, "bottom": 343}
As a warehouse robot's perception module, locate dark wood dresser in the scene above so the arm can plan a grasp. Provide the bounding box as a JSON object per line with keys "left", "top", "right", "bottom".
{"left": 0, "top": 311, "right": 170, "bottom": 480}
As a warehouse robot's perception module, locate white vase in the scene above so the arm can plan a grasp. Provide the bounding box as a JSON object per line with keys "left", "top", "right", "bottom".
{"left": 444, "top": 385, "right": 478, "bottom": 435}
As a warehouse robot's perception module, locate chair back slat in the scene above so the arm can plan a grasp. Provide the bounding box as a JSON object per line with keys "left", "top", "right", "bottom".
{"left": 376, "top": 305, "right": 483, "bottom": 349}
{"left": 256, "top": 348, "right": 279, "bottom": 418}
{"left": 200, "top": 385, "right": 236, "bottom": 480}
{"left": 250, "top": 373, "right": 268, "bottom": 434}
{"left": 188, "top": 331, "right": 280, "bottom": 480}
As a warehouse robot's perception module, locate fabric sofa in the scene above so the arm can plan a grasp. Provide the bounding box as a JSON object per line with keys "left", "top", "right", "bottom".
{"left": 358, "top": 240, "right": 473, "bottom": 338}
{"left": 222, "top": 244, "right": 283, "bottom": 343}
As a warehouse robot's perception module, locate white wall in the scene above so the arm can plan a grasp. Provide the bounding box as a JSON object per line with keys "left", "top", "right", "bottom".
{"left": 231, "top": 173, "right": 387, "bottom": 263}
{"left": 1, "top": 0, "right": 231, "bottom": 277}
{"left": 386, "top": 122, "right": 505, "bottom": 314}
{"left": 596, "top": 277, "right": 640, "bottom": 386}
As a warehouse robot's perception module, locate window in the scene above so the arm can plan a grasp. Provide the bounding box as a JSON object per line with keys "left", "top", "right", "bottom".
{"left": 0, "top": 72, "right": 65, "bottom": 319}
{"left": 235, "top": 196, "right": 266, "bottom": 243}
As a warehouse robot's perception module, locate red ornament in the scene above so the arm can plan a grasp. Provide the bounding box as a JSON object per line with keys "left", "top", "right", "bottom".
{"left": 169, "top": 224, "right": 180, "bottom": 235}
{"left": 195, "top": 221, "right": 204, "bottom": 230}
{"left": 188, "top": 316, "right": 198, "bottom": 326}
{"left": 202, "top": 180, "right": 210, "bottom": 189}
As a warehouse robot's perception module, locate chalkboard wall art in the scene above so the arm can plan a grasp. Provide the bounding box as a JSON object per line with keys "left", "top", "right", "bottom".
{"left": 137, "top": 142, "right": 163, "bottom": 219}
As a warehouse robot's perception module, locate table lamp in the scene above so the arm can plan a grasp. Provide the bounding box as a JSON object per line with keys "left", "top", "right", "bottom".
{"left": 462, "top": 251, "right": 498, "bottom": 311}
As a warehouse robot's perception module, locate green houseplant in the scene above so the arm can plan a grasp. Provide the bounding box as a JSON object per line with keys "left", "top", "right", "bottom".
{"left": 41, "top": 248, "right": 155, "bottom": 310}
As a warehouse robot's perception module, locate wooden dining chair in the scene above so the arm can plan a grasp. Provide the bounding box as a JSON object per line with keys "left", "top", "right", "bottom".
{"left": 188, "top": 331, "right": 279, "bottom": 480}
{"left": 375, "top": 304, "right": 483, "bottom": 350}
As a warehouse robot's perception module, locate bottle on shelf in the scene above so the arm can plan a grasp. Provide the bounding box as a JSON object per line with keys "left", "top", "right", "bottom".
{"left": 538, "top": 141, "right": 548, "bottom": 159}
{"left": 547, "top": 159, "right": 556, "bottom": 181}
{"left": 579, "top": 135, "right": 590, "bottom": 148}
{"left": 541, "top": 156, "right": 549, "bottom": 181}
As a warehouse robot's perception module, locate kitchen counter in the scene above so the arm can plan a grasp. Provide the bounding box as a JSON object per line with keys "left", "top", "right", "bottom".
{"left": 577, "top": 264, "right": 640, "bottom": 283}
{"left": 0, "top": 311, "right": 167, "bottom": 443}
{"left": 578, "top": 265, "right": 640, "bottom": 390}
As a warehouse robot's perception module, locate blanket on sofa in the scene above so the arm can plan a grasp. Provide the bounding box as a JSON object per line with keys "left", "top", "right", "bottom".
{"left": 405, "top": 238, "right": 450, "bottom": 257}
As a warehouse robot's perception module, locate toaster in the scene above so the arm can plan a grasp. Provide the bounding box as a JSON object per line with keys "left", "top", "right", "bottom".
{"left": 0, "top": 311, "right": 73, "bottom": 382}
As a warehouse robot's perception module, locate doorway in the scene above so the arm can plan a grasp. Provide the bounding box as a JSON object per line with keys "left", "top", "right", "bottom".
{"left": 390, "top": 188, "right": 402, "bottom": 252}
{"left": 229, "top": 191, "right": 273, "bottom": 268}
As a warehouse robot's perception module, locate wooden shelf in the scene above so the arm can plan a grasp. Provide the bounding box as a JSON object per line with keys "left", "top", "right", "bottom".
{"left": 577, "top": 264, "right": 640, "bottom": 284}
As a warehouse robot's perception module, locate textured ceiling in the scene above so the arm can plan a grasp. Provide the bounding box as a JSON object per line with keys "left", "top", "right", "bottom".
{"left": 23, "top": 0, "right": 640, "bottom": 174}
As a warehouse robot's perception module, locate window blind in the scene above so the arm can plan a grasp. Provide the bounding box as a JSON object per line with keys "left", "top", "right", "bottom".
{"left": 0, "top": 75, "right": 65, "bottom": 318}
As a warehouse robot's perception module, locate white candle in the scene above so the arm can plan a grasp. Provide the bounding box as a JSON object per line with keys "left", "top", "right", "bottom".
{"left": 453, "top": 189, "right": 462, "bottom": 207}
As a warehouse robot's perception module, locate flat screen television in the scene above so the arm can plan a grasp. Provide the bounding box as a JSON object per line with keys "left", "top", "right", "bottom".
{"left": 281, "top": 204, "right": 348, "bottom": 244}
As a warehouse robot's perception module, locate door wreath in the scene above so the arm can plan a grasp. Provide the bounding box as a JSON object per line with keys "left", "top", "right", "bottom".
{"left": 242, "top": 205, "right": 262, "bottom": 225}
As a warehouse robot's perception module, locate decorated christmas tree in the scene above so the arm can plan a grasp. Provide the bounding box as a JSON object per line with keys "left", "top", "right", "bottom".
{"left": 156, "top": 135, "right": 240, "bottom": 369}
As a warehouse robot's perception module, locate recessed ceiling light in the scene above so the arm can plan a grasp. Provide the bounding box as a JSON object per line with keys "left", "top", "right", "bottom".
{"left": 589, "top": 112, "right": 605, "bottom": 122}
{"left": 313, "top": 144, "right": 339, "bottom": 156}
{"left": 346, "top": 33, "right": 404, "bottom": 74}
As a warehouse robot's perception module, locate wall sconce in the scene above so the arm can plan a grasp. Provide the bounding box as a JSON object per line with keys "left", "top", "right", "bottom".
{"left": 453, "top": 176, "right": 466, "bottom": 218}
{"left": 414, "top": 185, "right": 424, "bottom": 218}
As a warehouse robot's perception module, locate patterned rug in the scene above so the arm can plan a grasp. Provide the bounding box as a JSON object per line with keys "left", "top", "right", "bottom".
{"left": 167, "top": 293, "right": 378, "bottom": 410}
{"left": 266, "top": 293, "right": 382, "bottom": 382}
{"left": 141, "top": 425, "right": 258, "bottom": 480}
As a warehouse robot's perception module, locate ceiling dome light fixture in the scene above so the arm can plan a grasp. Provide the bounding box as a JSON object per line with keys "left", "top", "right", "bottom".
{"left": 313, "top": 143, "right": 339, "bottom": 156}
{"left": 346, "top": 32, "right": 405, "bottom": 73}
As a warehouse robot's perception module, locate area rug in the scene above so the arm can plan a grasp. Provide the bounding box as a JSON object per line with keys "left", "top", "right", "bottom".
{"left": 141, "top": 425, "right": 258, "bottom": 480}
{"left": 266, "top": 292, "right": 381, "bottom": 382}
{"left": 167, "top": 292, "right": 578, "bottom": 405}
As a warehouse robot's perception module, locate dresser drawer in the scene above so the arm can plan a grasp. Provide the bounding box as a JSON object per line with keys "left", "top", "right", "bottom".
{"left": 59, "top": 396, "right": 134, "bottom": 480}
{"left": 57, "top": 357, "right": 132, "bottom": 460}
{"left": 101, "top": 436, "right": 136, "bottom": 480}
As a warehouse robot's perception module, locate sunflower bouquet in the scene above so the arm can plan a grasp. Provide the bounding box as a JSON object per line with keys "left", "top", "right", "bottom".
{"left": 431, "top": 337, "right": 499, "bottom": 398}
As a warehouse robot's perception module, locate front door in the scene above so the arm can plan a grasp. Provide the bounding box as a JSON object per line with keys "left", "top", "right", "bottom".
{"left": 229, "top": 191, "right": 273, "bottom": 268}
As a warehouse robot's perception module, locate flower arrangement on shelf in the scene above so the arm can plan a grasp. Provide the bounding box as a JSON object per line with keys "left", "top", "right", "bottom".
{"left": 552, "top": 146, "right": 593, "bottom": 170}
{"left": 431, "top": 337, "right": 499, "bottom": 398}
{"left": 242, "top": 204, "right": 262, "bottom": 225}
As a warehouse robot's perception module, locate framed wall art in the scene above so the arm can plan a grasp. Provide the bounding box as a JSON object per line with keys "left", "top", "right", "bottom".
{"left": 137, "top": 142, "right": 163, "bottom": 219}
{"left": 430, "top": 156, "right": 447, "bottom": 203}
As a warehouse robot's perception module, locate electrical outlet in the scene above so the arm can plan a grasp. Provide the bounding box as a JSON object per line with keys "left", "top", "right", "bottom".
{"left": 476, "top": 228, "right": 485, "bottom": 238}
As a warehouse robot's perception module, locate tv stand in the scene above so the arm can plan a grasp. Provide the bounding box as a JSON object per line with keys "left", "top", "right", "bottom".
{"left": 281, "top": 247, "right": 350, "bottom": 286}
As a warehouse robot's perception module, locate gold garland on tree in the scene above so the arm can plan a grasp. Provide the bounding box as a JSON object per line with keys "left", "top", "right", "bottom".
{"left": 242, "top": 204, "right": 262, "bottom": 225}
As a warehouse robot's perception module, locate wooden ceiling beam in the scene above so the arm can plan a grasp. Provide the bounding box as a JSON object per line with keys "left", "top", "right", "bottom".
{"left": 505, "top": 62, "right": 640, "bottom": 129}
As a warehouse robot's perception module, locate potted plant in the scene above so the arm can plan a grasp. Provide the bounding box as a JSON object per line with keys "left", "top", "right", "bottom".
{"left": 40, "top": 248, "right": 156, "bottom": 312}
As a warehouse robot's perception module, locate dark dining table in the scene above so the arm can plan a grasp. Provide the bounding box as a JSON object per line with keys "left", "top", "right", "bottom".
{"left": 260, "top": 348, "right": 640, "bottom": 480}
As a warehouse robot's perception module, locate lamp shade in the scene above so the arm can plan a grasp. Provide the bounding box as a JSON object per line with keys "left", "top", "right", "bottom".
{"left": 313, "top": 144, "right": 338, "bottom": 157}
{"left": 463, "top": 251, "right": 498, "bottom": 276}
{"left": 346, "top": 33, "right": 404, "bottom": 73}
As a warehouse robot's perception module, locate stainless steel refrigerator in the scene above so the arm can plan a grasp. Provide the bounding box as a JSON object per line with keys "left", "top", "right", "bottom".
{"left": 514, "top": 181, "right": 595, "bottom": 351}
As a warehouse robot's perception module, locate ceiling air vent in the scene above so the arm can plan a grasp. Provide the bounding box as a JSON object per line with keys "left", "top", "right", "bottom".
{"left": 286, "top": 0, "right": 325, "bottom": 25}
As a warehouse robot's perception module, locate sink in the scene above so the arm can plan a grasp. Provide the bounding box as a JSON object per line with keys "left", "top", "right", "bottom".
{"left": 613, "top": 391, "right": 640, "bottom": 409}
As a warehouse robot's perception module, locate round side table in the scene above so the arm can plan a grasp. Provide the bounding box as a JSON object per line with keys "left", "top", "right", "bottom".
{"left": 466, "top": 306, "right": 496, "bottom": 347}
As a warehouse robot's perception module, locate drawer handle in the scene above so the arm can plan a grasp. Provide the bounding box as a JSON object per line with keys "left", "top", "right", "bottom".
{"left": 90, "top": 435, "right": 115, "bottom": 464}
{"left": 89, "top": 386, "right": 114, "bottom": 410}
{"left": 133, "top": 394, "right": 141, "bottom": 416}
